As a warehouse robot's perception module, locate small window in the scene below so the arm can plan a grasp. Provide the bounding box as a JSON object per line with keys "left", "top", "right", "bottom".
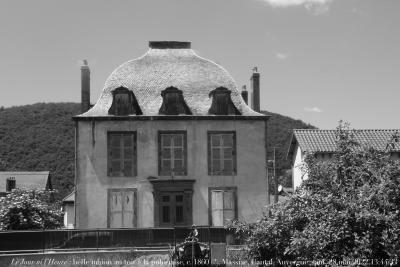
{"left": 108, "top": 87, "right": 142, "bottom": 116}
{"left": 6, "top": 177, "right": 16, "bottom": 192}
{"left": 158, "top": 131, "right": 187, "bottom": 176}
{"left": 159, "top": 87, "right": 191, "bottom": 115}
{"left": 209, "top": 188, "right": 237, "bottom": 226}
{"left": 208, "top": 132, "right": 236, "bottom": 175}
{"left": 208, "top": 87, "right": 240, "bottom": 115}
{"left": 108, "top": 132, "right": 137, "bottom": 177}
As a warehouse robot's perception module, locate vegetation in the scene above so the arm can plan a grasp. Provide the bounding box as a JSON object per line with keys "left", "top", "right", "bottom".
{"left": 230, "top": 123, "right": 400, "bottom": 261}
{"left": 0, "top": 103, "right": 80, "bottom": 199}
{"left": 261, "top": 110, "right": 315, "bottom": 188}
{"left": 0, "top": 103, "right": 313, "bottom": 200}
{"left": 0, "top": 188, "right": 63, "bottom": 230}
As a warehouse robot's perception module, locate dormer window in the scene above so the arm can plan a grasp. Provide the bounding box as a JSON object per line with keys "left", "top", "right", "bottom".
{"left": 208, "top": 87, "right": 240, "bottom": 115}
{"left": 108, "top": 87, "right": 142, "bottom": 116}
{"left": 6, "top": 177, "right": 16, "bottom": 192}
{"left": 159, "top": 87, "right": 192, "bottom": 115}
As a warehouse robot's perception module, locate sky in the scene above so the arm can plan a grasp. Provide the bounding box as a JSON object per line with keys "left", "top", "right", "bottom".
{"left": 0, "top": 0, "right": 399, "bottom": 129}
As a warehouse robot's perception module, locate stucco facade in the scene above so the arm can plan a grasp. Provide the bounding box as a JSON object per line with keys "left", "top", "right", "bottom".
{"left": 75, "top": 119, "right": 267, "bottom": 228}
{"left": 73, "top": 41, "right": 269, "bottom": 229}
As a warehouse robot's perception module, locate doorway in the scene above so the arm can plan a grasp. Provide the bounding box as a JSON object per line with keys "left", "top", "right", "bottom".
{"left": 150, "top": 179, "right": 194, "bottom": 227}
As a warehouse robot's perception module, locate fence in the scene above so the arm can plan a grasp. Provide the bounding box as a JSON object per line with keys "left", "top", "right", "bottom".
{"left": 0, "top": 226, "right": 229, "bottom": 253}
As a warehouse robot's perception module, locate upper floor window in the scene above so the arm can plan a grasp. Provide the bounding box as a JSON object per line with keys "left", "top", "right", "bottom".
{"left": 159, "top": 87, "right": 191, "bottom": 115}
{"left": 158, "top": 131, "right": 187, "bottom": 176}
{"left": 108, "top": 132, "right": 137, "bottom": 177}
{"left": 208, "top": 87, "right": 240, "bottom": 115}
{"left": 108, "top": 87, "right": 142, "bottom": 116}
{"left": 208, "top": 132, "right": 237, "bottom": 175}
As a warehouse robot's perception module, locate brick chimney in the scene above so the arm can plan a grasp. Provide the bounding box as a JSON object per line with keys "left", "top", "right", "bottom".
{"left": 241, "top": 85, "right": 248, "bottom": 105}
{"left": 81, "top": 60, "right": 90, "bottom": 113}
{"left": 250, "top": 67, "right": 260, "bottom": 112}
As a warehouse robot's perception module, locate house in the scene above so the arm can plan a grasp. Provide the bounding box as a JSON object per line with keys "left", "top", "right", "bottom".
{"left": 62, "top": 191, "right": 75, "bottom": 229}
{"left": 287, "top": 129, "right": 400, "bottom": 188}
{"left": 0, "top": 171, "right": 52, "bottom": 197}
{"left": 73, "top": 41, "right": 269, "bottom": 229}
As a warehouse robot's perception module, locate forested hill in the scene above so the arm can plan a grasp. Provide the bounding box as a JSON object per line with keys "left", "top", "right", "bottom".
{"left": 0, "top": 103, "right": 315, "bottom": 199}
{"left": 261, "top": 110, "right": 316, "bottom": 184}
{"left": 0, "top": 103, "right": 80, "bottom": 199}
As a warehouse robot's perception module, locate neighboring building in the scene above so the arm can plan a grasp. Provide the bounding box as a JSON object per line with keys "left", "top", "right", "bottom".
{"left": 287, "top": 129, "right": 400, "bottom": 188}
{"left": 0, "top": 171, "right": 52, "bottom": 197}
{"left": 73, "top": 41, "right": 269, "bottom": 229}
{"left": 62, "top": 191, "right": 75, "bottom": 229}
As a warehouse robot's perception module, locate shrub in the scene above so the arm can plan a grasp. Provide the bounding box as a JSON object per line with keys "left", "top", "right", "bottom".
{"left": 234, "top": 123, "right": 400, "bottom": 261}
{"left": 0, "top": 188, "right": 63, "bottom": 230}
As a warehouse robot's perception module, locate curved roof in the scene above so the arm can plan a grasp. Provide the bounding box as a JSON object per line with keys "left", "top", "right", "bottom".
{"left": 79, "top": 42, "right": 262, "bottom": 117}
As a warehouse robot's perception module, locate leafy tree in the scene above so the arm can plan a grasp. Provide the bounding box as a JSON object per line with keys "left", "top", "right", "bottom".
{"left": 230, "top": 123, "right": 400, "bottom": 261}
{"left": 0, "top": 188, "right": 63, "bottom": 230}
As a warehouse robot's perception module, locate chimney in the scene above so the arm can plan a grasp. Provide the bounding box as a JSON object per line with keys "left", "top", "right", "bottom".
{"left": 250, "top": 67, "right": 260, "bottom": 112}
{"left": 241, "top": 85, "right": 248, "bottom": 105}
{"left": 81, "top": 60, "right": 90, "bottom": 113}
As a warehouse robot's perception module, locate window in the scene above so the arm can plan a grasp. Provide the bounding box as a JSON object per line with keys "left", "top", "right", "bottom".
{"left": 159, "top": 87, "right": 191, "bottom": 115}
{"left": 209, "top": 187, "right": 237, "bottom": 226}
{"left": 108, "top": 132, "right": 137, "bottom": 177}
{"left": 108, "top": 189, "right": 137, "bottom": 228}
{"left": 208, "top": 132, "right": 236, "bottom": 175}
{"left": 158, "top": 131, "right": 187, "bottom": 176}
{"left": 208, "top": 87, "right": 240, "bottom": 115}
{"left": 159, "top": 192, "right": 185, "bottom": 226}
{"left": 108, "top": 87, "right": 142, "bottom": 116}
{"left": 6, "top": 177, "right": 16, "bottom": 192}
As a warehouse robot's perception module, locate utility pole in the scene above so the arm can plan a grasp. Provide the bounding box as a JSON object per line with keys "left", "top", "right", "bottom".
{"left": 273, "top": 147, "right": 278, "bottom": 203}
{"left": 267, "top": 147, "right": 278, "bottom": 204}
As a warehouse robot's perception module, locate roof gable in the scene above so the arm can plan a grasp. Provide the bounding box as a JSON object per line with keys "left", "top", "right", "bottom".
{"left": 0, "top": 171, "right": 51, "bottom": 192}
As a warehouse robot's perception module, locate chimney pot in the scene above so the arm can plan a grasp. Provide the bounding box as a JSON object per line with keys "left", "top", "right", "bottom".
{"left": 81, "top": 60, "right": 91, "bottom": 113}
{"left": 250, "top": 68, "right": 260, "bottom": 112}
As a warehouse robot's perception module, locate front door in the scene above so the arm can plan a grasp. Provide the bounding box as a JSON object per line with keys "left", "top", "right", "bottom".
{"left": 159, "top": 192, "right": 185, "bottom": 227}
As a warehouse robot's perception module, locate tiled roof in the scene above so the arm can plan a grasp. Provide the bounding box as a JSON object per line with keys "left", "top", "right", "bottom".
{"left": 0, "top": 171, "right": 51, "bottom": 193}
{"left": 78, "top": 41, "right": 262, "bottom": 117}
{"left": 288, "top": 129, "right": 400, "bottom": 156}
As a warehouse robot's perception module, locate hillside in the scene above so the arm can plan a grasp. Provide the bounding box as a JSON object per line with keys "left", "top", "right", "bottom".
{"left": 0, "top": 103, "right": 315, "bottom": 199}
{"left": 0, "top": 103, "right": 80, "bottom": 199}
{"left": 261, "top": 110, "right": 316, "bottom": 187}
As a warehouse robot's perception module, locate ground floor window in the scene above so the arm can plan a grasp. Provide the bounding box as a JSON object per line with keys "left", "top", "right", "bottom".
{"left": 107, "top": 188, "right": 137, "bottom": 228}
{"left": 209, "top": 187, "right": 237, "bottom": 226}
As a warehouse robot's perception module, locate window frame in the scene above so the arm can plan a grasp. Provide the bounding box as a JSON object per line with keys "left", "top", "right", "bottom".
{"left": 208, "top": 187, "right": 238, "bottom": 226}
{"left": 158, "top": 131, "right": 188, "bottom": 176}
{"left": 107, "top": 131, "right": 137, "bottom": 177}
{"left": 207, "top": 131, "right": 237, "bottom": 175}
{"left": 107, "top": 188, "right": 138, "bottom": 228}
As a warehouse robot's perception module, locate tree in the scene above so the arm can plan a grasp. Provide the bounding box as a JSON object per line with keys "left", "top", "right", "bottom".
{"left": 0, "top": 188, "right": 63, "bottom": 230}
{"left": 231, "top": 123, "right": 400, "bottom": 261}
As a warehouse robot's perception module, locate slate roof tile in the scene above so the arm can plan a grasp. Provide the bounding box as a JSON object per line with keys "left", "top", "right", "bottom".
{"left": 78, "top": 42, "right": 262, "bottom": 117}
